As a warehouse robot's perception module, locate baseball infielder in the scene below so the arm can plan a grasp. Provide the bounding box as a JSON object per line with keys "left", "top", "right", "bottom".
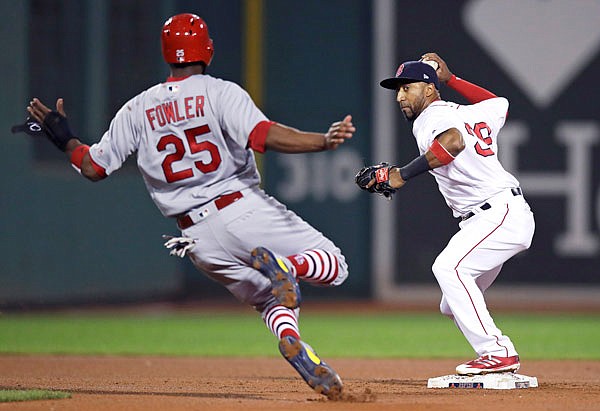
{"left": 356, "top": 53, "right": 535, "bottom": 375}
{"left": 19, "top": 13, "right": 352, "bottom": 399}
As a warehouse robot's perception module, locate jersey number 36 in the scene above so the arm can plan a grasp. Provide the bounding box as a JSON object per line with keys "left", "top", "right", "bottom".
{"left": 157, "top": 125, "right": 222, "bottom": 183}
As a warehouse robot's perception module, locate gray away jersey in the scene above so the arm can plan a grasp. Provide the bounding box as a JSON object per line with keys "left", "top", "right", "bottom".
{"left": 89, "top": 74, "right": 268, "bottom": 216}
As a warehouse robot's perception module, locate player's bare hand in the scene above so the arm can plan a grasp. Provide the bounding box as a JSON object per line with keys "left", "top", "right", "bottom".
{"left": 420, "top": 52, "right": 453, "bottom": 83}
{"left": 324, "top": 114, "right": 355, "bottom": 150}
{"left": 27, "top": 98, "right": 67, "bottom": 124}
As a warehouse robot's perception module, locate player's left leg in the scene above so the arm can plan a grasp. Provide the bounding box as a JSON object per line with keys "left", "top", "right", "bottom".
{"left": 240, "top": 188, "right": 349, "bottom": 288}
{"left": 440, "top": 262, "right": 503, "bottom": 321}
{"left": 251, "top": 246, "right": 302, "bottom": 309}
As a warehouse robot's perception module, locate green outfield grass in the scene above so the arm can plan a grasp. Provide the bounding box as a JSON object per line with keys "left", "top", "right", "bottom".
{"left": 0, "top": 311, "right": 598, "bottom": 359}
{"left": 0, "top": 390, "right": 71, "bottom": 403}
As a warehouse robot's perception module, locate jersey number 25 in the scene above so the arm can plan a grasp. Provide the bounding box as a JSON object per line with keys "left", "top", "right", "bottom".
{"left": 464, "top": 122, "right": 494, "bottom": 157}
{"left": 157, "top": 125, "right": 222, "bottom": 183}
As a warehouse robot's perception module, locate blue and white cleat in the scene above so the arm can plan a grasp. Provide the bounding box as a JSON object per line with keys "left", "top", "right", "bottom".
{"left": 251, "top": 246, "right": 301, "bottom": 309}
{"left": 278, "top": 335, "right": 343, "bottom": 400}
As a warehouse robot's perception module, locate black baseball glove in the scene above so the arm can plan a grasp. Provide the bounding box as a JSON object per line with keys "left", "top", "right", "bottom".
{"left": 355, "top": 162, "right": 396, "bottom": 199}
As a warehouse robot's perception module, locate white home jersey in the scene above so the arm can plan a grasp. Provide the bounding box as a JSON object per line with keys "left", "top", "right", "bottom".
{"left": 89, "top": 74, "right": 267, "bottom": 216}
{"left": 412, "top": 97, "right": 519, "bottom": 217}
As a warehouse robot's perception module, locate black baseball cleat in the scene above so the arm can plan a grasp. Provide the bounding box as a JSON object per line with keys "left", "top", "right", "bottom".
{"left": 251, "top": 246, "right": 301, "bottom": 309}
{"left": 278, "top": 335, "right": 343, "bottom": 400}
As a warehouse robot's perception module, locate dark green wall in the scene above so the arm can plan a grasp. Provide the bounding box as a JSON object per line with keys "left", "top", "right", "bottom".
{"left": 2, "top": 0, "right": 598, "bottom": 307}
{"left": 262, "top": 0, "right": 372, "bottom": 298}
{"left": 0, "top": 0, "right": 372, "bottom": 306}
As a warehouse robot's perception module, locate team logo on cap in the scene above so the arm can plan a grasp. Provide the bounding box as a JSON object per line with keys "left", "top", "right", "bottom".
{"left": 396, "top": 63, "right": 405, "bottom": 77}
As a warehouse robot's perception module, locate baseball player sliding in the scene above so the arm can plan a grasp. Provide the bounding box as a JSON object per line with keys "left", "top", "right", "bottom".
{"left": 18, "top": 14, "right": 353, "bottom": 399}
{"left": 356, "top": 53, "right": 535, "bottom": 375}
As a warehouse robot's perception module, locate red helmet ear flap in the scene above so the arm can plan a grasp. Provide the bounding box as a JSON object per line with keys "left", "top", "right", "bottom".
{"left": 161, "top": 13, "right": 214, "bottom": 66}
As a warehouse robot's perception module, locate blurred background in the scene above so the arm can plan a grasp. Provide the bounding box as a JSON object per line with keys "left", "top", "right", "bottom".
{"left": 1, "top": 0, "right": 599, "bottom": 310}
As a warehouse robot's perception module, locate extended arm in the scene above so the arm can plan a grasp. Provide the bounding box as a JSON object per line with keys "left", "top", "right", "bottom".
{"left": 27, "top": 98, "right": 105, "bottom": 182}
{"left": 264, "top": 115, "right": 355, "bottom": 153}
{"left": 388, "top": 127, "right": 465, "bottom": 189}
{"left": 356, "top": 127, "right": 465, "bottom": 195}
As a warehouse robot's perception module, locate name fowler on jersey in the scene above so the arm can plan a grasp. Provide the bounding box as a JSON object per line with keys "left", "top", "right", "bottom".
{"left": 145, "top": 95, "right": 205, "bottom": 131}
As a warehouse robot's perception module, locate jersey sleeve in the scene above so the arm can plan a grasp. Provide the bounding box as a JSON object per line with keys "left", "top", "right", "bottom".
{"left": 474, "top": 97, "right": 509, "bottom": 130}
{"left": 88, "top": 98, "right": 140, "bottom": 176}
{"left": 417, "top": 108, "right": 464, "bottom": 150}
{"left": 215, "top": 81, "right": 268, "bottom": 147}
{"left": 446, "top": 75, "right": 497, "bottom": 103}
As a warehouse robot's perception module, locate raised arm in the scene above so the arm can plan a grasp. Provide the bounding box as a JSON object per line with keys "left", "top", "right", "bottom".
{"left": 421, "top": 52, "right": 497, "bottom": 104}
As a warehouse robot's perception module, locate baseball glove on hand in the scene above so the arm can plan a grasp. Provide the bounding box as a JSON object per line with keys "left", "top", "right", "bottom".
{"left": 355, "top": 162, "right": 396, "bottom": 199}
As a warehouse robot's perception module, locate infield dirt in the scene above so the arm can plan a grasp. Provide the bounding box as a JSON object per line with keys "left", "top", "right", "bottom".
{"left": 1, "top": 355, "right": 598, "bottom": 410}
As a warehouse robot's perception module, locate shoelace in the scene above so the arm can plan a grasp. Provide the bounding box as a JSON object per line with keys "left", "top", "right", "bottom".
{"left": 471, "top": 355, "right": 503, "bottom": 366}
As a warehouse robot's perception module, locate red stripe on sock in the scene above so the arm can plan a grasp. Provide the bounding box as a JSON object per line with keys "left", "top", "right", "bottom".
{"left": 288, "top": 254, "right": 309, "bottom": 276}
{"left": 281, "top": 328, "right": 300, "bottom": 339}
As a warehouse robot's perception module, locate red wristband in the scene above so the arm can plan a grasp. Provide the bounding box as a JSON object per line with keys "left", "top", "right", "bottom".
{"left": 70, "top": 144, "right": 90, "bottom": 169}
{"left": 429, "top": 139, "right": 454, "bottom": 165}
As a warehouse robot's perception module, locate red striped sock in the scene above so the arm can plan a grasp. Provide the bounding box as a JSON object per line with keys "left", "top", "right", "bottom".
{"left": 262, "top": 305, "right": 300, "bottom": 340}
{"left": 286, "top": 249, "right": 339, "bottom": 285}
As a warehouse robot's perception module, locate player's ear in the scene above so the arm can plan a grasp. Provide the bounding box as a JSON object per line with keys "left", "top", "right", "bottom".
{"left": 425, "top": 83, "right": 436, "bottom": 97}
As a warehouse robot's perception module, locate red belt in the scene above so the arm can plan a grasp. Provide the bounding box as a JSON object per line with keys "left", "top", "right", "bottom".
{"left": 177, "top": 191, "right": 243, "bottom": 230}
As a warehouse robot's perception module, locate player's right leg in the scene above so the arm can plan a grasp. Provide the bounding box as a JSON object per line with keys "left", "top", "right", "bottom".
{"left": 183, "top": 240, "right": 343, "bottom": 398}
{"left": 431, "top": 211, "right": 523, "bottom": 373}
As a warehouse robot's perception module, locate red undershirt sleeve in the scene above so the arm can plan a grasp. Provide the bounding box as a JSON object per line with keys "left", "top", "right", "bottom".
{"left": 247, "top": 120, "right": 275, "bottom": 153}
{"left": 446, "top": 74, "right": 497, "bottom": 104}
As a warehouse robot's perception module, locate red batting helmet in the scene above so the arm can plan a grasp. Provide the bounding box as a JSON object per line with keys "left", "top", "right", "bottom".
{"left": 161, "top": 13, "right": 214, "bottom": 65}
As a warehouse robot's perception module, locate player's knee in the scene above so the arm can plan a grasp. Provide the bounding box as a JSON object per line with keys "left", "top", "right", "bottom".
{"left": 329, "top": 258, "right": 349, "bottom": 286}
{"left": 431, "top": 255, "right": 453, "bottom": 280}
{"left": 439, "top": 299, "right": 453, "bottom": 317}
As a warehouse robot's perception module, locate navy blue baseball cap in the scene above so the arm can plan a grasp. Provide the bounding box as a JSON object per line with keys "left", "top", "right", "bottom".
{"left": 380, "top": 61, "right": 440, "bottom": 90}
